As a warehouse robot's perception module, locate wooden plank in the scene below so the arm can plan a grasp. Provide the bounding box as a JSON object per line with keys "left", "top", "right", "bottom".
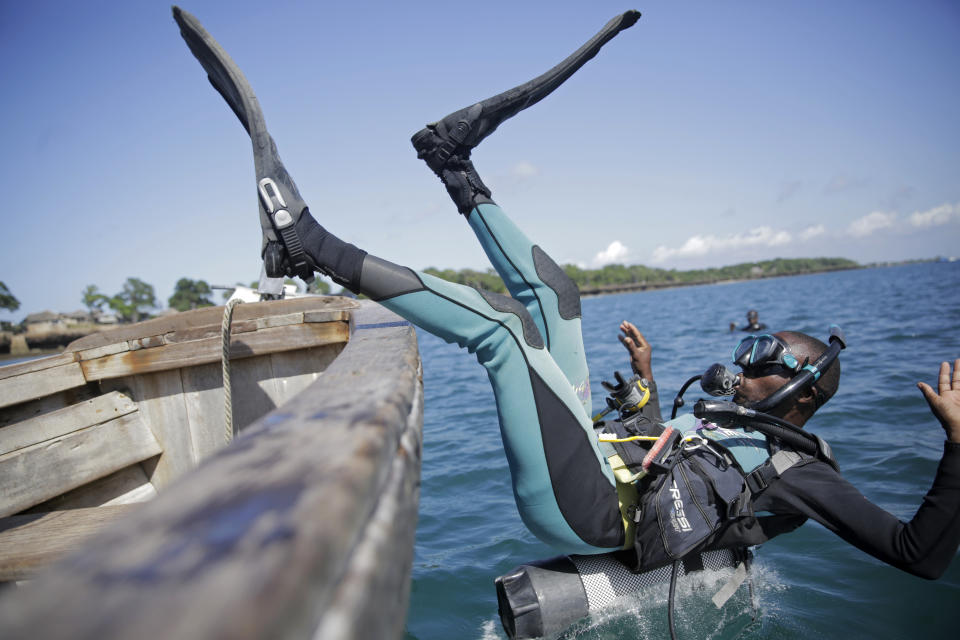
{"left": 314, "top": 372, "right": 423, "bottom": 640}
{"left": 0, "top": 505, "right": 135, "bottom": 581}
{"left": 65, "top": 296, "right": 360, "bottom": 352}
{"left": 76, "top": 341, "right": 130, "bottom": 361}
{"left": 267, "top": 343, "right": 344, "bottom": 407}
{"left": 0, "top": 352, "right": 77, "bottom": 382}
{"left": 183, "top": 343, "right": 351, "bottom": 457}
{"left": 230, "top": 355, "right": 280, "bottom": 433}
{"left": 181, "top": 343, "right": 347, "bottom": 460}
{"left": 183, "top": 355, "right": 282, "bottom": 449}
{"left": 179, "top": 362, "right": 228, "bottom": 462}
{"left": 303, "top": 309, "right": 352, "bottom": 323}
{"left": 0, "top": 413, "right": 162, "bottom": 518}
{"left": 25, "top": 464, "right": 157, "bottom": 513}
{"left": 0, "top": 300, "right": 423, "bottom": 639}
{"left": 255, "top": 311, "right": 303, "bottom": 330}
{"left": 0, "top": 386, "right": 98, "bottom": 430}
{"left": 100, "top": 370, "right": 194, "bottom": 490}
{"left": 163, "top": 319, "right": 257, "bottom": 344}
{"left": 80, "top": 321, "right": 349, "bottom": 381}
{"left": 0, "top": 362, "right": 87, "bottom": 410}
{"left": 0, "top": 390, "right": 137, "bottom": 456}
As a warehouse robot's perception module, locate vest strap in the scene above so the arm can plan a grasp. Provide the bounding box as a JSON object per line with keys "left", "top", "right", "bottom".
{"left": 745, "top": 449, "right": 805, "bottom": 494}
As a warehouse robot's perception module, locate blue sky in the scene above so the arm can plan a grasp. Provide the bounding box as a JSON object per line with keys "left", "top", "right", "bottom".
{"left": 1, "top": 0, "right": 958, "bottom": 320}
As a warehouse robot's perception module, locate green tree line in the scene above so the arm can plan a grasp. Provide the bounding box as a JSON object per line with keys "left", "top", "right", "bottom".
{"left": 425, "top": 257, "right": 859, "bottom": 294}
{"left": 82, "top": 277, "right": 215, "bottom": 322}
{"left": 80, "top": 276, "right": 331, "bottom": 323}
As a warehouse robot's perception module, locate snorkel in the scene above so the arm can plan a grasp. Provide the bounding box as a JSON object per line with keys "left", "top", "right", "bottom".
{"left": 750, "top": 325, "right": 846, "bottom": 412}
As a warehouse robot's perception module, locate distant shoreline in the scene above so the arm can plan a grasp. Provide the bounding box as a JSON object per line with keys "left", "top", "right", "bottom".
{"left": 578, "top": 263, "right": 862, "bottom": 297}
{"left": 578, "top": 258, "right": 957, "bottom": 298}
{"left": 0, "top": 327, "right": 100, "bottom": 357}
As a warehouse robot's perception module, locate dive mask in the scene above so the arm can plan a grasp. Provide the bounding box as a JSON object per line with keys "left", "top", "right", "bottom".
{"left": 733, "top": 334, "right": 801, "bottom": 376}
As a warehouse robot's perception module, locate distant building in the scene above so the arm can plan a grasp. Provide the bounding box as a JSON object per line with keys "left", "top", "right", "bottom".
{"left": 62, "top": 310, "right": 93, "bottom": 326}
{"left": 23, "top": 311, "right": 64, "bottom": 333}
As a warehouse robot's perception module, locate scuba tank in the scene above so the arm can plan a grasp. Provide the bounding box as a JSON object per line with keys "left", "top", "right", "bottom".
{"left": 495, "top": 547, "right": 751, "bottom": 640}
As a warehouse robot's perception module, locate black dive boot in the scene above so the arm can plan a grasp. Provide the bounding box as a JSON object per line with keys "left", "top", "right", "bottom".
{"left": 173, "top": 7, "right": 365, "bottom": 289}
{"left": 412, "top": 10, "right": 640, "bottom": 215}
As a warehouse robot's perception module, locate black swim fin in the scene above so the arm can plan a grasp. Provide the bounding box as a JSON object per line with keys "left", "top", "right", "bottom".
{"left": 412, "top": 10, "right": 640, "bottom": 213}
{"left": 173, "top": 6, "right": 314, "bottom": 282}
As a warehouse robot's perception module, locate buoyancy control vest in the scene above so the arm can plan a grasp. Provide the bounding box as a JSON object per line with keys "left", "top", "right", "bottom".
{"left": 596, "top": 413, "right": 834, "bottom": 572}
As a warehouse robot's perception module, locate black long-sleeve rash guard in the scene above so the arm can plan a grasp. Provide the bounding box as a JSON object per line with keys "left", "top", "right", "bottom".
{"left": 752, "top": 441, "right": 960, "bottom": 579}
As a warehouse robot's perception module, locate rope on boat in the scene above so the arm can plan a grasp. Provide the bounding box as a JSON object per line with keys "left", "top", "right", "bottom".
{"left": 222, "top": 297, "right": 243, "bottom": 443}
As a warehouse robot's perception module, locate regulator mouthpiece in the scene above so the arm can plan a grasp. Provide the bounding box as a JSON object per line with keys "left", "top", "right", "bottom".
{"left": 700, "top": 363, "right": 740, "bottom": 397}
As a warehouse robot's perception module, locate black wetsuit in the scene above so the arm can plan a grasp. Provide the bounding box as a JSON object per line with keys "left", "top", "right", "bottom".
{"left": 739, "top": 322, "right": 768, "bottom": 332}
{"left": 747, "top": 442, "right": 960, "bottom": 579}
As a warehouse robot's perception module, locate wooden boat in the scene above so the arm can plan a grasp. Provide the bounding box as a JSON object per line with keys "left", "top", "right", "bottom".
{"left": 0, "top": 296, "right": 423, "bottom": 639}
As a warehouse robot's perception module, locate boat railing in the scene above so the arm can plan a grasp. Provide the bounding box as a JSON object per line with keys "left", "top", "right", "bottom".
{"left": 0, "top": 299, "right": 424, "bottom": 639}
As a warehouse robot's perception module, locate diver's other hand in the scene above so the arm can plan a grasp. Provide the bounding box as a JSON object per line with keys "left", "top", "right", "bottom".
{"left": 918, "top": 359, "right": 960, "bottom": 444}
{"left": 618, "top": 320, "right": 653, "bottom": 381}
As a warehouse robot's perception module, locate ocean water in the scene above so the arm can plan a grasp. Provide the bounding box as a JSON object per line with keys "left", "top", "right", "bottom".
{"left": 404, "top": 261, "right": 960, "bottom": 640}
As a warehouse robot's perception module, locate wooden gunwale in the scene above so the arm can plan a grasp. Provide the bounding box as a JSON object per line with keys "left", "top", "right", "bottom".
{"left": 0, "top": 299, "right": 423, "bottom": 640}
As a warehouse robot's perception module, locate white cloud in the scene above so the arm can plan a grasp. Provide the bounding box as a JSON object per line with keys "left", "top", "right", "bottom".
{"left": 848, "top": 211, "right": 896, "bottom": 237}
{"left": 650, "top": 226, "right": 792, "bottom": 263}
{"left": 511, "top": 162, "right": 539, "bottom": 178}
{"left": 799, "top": 224, "right": 826, "bottom": 240}
{"left": 909, "top": 202, "right": 958, "bottom": 228}
{"left": 593, "top": 240, "right": 629, "bottom": 266}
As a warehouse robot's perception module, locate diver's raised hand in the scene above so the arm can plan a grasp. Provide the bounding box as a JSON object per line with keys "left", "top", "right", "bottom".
{"left": 618, "top": 321, "right": 653, "bottom": 381}
{"left": 918, "top": 359, "right": 960, "bottom": 444}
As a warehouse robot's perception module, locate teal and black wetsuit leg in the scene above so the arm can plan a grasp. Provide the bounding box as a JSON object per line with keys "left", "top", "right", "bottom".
{"left": 174, "top": 1, "right": 631, "bottom": 556}
{"left": 466, "top": 202, "right": 592, "bottom": 414}
{"left": 357, "top": 255, "right": 623, "bottom": 553}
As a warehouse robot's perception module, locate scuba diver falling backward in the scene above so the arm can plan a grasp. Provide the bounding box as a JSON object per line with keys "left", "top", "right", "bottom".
{"left": 174, "top": 1, "right": 960, "bottom": 592}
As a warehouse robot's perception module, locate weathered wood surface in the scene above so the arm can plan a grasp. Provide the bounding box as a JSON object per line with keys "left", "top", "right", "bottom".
{"left": 178, "top": 343, "right": 345, "bottom": 463}
{"left": 100, "top": 369, "right": 197, "bottom": 490}
{"left": 0, "top": 300, "right": 423, "bottom": 639}
{"left": 0, "top": 505, "right": 134, "bottom": 581}
{"left": 80, "top": 321, "right": 349, "bottom": 381}
{"left": 0, "top": 362, "right": 87, "bottom": 410}
{"left": 0, "top": 297, "right": 355, "bottom": 411}
{"left": 0, "top": 411, "right": 161, "bottom": 518}
{"left": 64, "top": 296, "right": 359, "bottom": 352}
{"left": 264, "top": 344, "right": 343, "bottom": 408}
{"left": 0, "top": 386, "right": 98, "bottom": 430}
{"left": 0, "top": 390, "right": 136, "bottom": 456}
{"left": 0, "top": 352, "right": 77, "bottom": 382}
{"left": 26, "top": 464, "right": 157, "bottom": 513}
